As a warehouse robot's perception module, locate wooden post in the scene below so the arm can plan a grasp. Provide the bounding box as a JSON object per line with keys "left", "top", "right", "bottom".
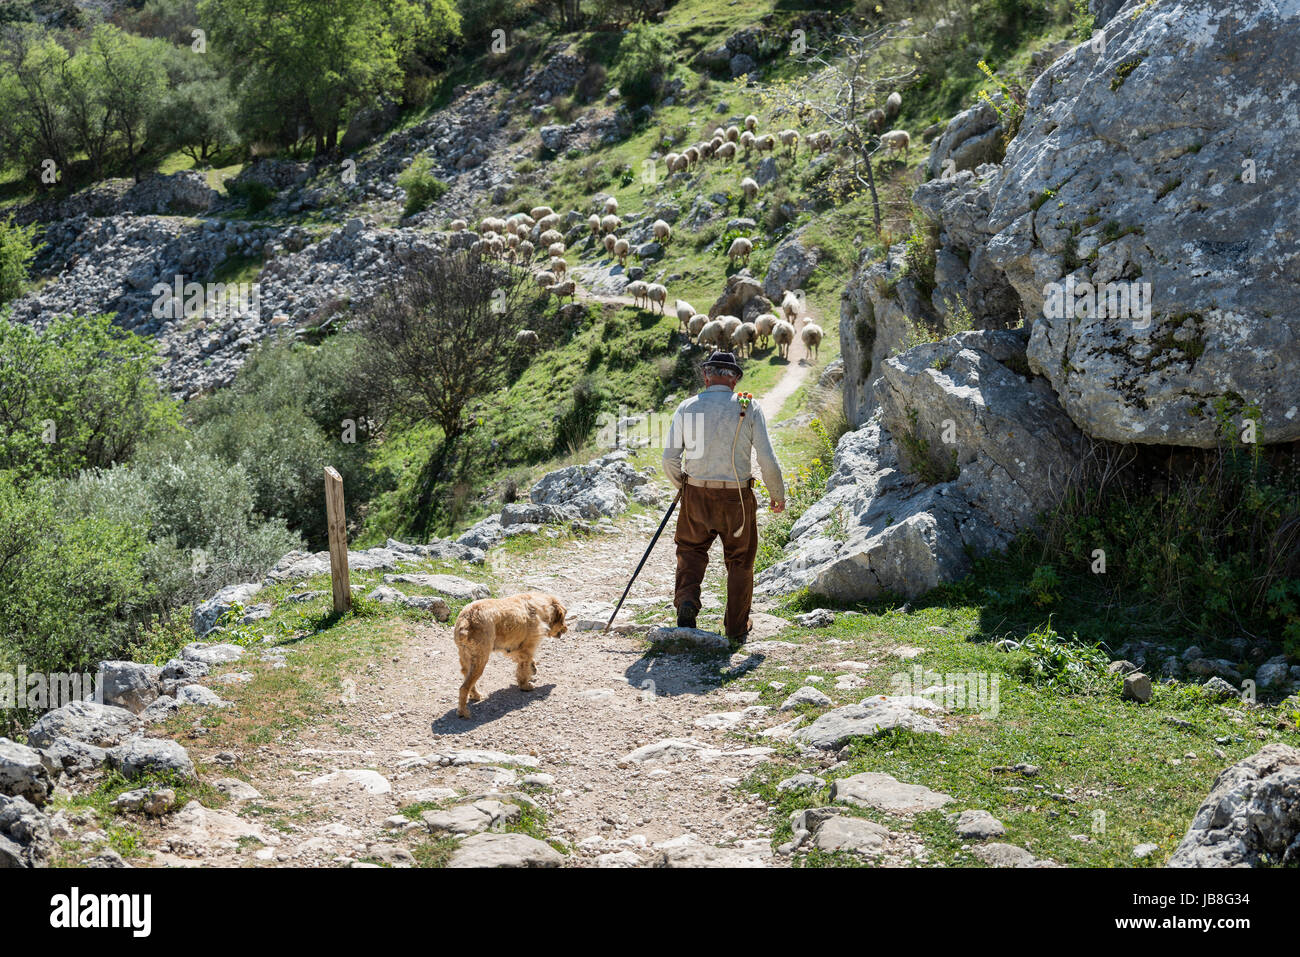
{"left": 324, "top": 466, "right": 351, "bottom": 614}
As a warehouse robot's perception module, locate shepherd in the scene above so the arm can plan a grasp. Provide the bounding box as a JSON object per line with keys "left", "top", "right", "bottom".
{"left": 662, "top": 351, "right": 785, "bottom": 647}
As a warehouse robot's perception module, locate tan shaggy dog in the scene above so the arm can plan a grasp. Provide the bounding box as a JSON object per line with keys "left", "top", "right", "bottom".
{"left": 453, "top": 592, "right": 568, "bottom": 718}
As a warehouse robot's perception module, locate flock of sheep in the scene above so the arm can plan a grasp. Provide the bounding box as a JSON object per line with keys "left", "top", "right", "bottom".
{"left": 440, "top": 94, "right": 914, "bottom": 363}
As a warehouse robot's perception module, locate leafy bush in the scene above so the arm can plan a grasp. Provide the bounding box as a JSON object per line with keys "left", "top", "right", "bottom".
{"left": 611, "top": 23, "right": 672, "bottom": 108}
{"left": 396, "top": 153, "right": 450, "bottom": 217}
{"left": 0, "top": 216, "right": 40, "bottom": 305}
{"left": 225, "top": 178, "right": 276, "bottom": 214}
{"left": 1014, "top": 620, "right": 1111, "bottom": 692}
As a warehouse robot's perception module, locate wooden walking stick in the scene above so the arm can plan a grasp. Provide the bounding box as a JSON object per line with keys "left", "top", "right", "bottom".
{"left": 603, "top": 490, "right": 681, "bottom": 634}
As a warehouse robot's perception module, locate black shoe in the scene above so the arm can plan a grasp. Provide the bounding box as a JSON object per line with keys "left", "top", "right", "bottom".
{"left": 726, "top": 632, "right": 749, "bottom": 651}
{"left": 676, "top": 601, "right": 698, "bottom": 629}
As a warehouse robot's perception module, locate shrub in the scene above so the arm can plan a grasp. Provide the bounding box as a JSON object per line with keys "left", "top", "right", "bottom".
{"left": 397, "top": 153, "right": 450, "bottom": 217}
{"left": 0, "top": 216, "right": 40, "bottom": 305}
{"left": 226, "top": 178, "right": 276, "bottom": 214}
{"left": 611, "top": 23, "right": 673, "bottom": 109}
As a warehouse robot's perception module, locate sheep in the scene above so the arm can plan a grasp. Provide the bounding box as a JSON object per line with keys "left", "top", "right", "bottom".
{"left": 712, "top": 126, "right": 726, "bottom": 140}
{"left": 516, "top": 329, "right": 539, "bottom": 347}
{"left": 727, "top": 237, "right": 753, "bottom": 267}
{"left": 780, "top": 289, "right": 802, "bottom": 323}
{"left": 732, "top": 321, "right": 757, "bottom": 357}
{"left": 716, "top": 141, "right": 736, "bottom": 161}
{"left": 885, "top": 90, "right": 902, "bottom": 119}
{"left": 601, "top": 213, "right": 620, "bottom": 234}
{"left": 547, "top": 242, "right": 566, "bottom": 259}
{"left": 479, "top": 216, "right": 506, "bottom": 234}
{"left": 614, "top": 237, "right": 630, "bottom": 266}
{"left": 772, "top": 319, "right": 796, "bottom": 359}
{"left": 670, "top": 153, "right": 689, "bottom": 173}
{"left": 739, "top": 130, "right": 755, "bottom": 155}
{"left": 535, "top": 270, "right": 556, "bottom": 290}
{"left": 645, "top": 283, "right": 668, "bottom": 314}
{"left": 755, "top": 133, "right": 776, "bottom": 154}
{"left": 603, "top": 233, "right": 618, "bottom": 254}
{"left": 549, "top": 256, "right": 568, "bottom": 279}
{"left": 507, "top": 233, "right": 521, "bottom": 251}
{"left": 536, "top": 213, "right": 562, "bottom": 232}
{"left": 744, "top": 114, "right": 758, "bottom": 132}
{"left": 547, "top": 279, "right": 576, "bottom": 303}
{"left": 778, "top": 129, "right": 800, "bottom": 155}
{"left": 699, "top": 140, "right": 716, "bottom": 160}
{"left": 504, "top": 219, "right": 520, "bottom": 236}
{"left": 725, "top": 125, "right": 739, "bottom": 142}
{"left": 807, "top": 130, "right": 833, "bottom": 154}
{"left": 674, "top": 299, "right": 696, "bottom": 330}
{"left": 530, "top": 205, "right": 555, "bottom": 221}
{"left": 539, "top": 228, "right": 564, "bottom": 247}
{"left": 627, "top": 280, "right": 649, "bottom": 308}
{"left": 865, "top": 107, "right": 886, "bottom": 132}
{"left": 588, "top": 213, "right": 602, "bottom": 236}
{"left": 516, "top": 213, "right": 536, "bottom": 230}
{"left": 517, "top": 240, "right": 534, "bottom": 261}
{"left": 652, "top": 219, "right": 672, "bottom": 244}
{"left": 719, "top": 315, "right": 742, "bottom": 344}
{"left": 684, "top": 146, "right": 700, "bottom": 167}
{"left": 603, "top": 196, "right": 618, "bottom": 215}
{"left": 801, "top": 321, "right": 824, "bottom": 360}
{"left": 880, "top": 129, "right": 911, "bottom": 159}
{"left": 740, "top": 177, "right": 758, "bottom": 201}
{"left": 664, "top": 153, "right": 680, "bottom": 172}
{"left": 449, "top": 218, "right": 467, "bottom": 231}
{"left": 688, "top": 313, "right": 708, "bottom": 341}
{"left": 488, "top": 236, "right": 506, "bottom": 259}
{"left": 754, "top": 312, "right": 776, "bottom": 349}
{"left": 697, "top": 319, "right": 726, "bottom": 349}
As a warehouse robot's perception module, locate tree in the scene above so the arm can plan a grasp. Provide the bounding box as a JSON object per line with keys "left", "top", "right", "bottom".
{"left": 82, "top": 24, "right": 170, "bottom": 180}
{"left": 0, "top": 25, "right": 74, "bottom": 184}
{"left": 153, "top": 44, "right": 237, "bottom": 164}
{"left": 756, "top": 24, "right": 917, "bottom": 236}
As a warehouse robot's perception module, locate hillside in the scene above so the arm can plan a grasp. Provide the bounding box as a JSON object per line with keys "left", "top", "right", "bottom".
{"left": 0, "top": 0, "right": 1297, "bottom": 877}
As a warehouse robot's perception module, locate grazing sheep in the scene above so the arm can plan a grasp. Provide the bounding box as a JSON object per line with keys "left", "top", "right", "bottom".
{"left": 517, "top": 240, "right": 535, "bottom": 262}
{"left": 725, "top": 125, "right": 740, "bottom": 142}
{"left": 728, "top": 236, "right": 753, "bottom": 266}
{"left": 756, "top": 133, "right": 776, "bottom": 154}
{"left": 603, "top": 197, "right": 618, "bottom": 215}
{"left": 530, "top": 205, "right": 555, "bottom": 221}
{"left": 603, "top": 233, "right": 618, "bottom": 254}
{"left": 652, "top": 219, "right": 672, "bottom": 244}
{"left": 547, "top": 280, "right": 576, "bottom": 303}
{"left": 865, "top": 107, "right": 886, "bottom": 132}
{"left": 664, "top": 153, "right": 680, "bottom": 172}
{"left": 488, "top": 236, "right": 506, "bottom": 259}
{"left": 675, "top": 299, "right": 696, "bottom": 329}
{"left": 449, "top": 218, "right": 467, "bottom": 231}
{"left": 772, "top": 319, "right": 796, "bottom": 359}
{"left": 536, "top": 213, "right": 561, "bottom": 232}
{"left": 885, "top": 91, "right": 902, "bottom": 119}
{"left": 716, "top": 141, "right": 736, "bottom": 161}
{"left": 546, "top": 241, "right": 565, "bottom": 259}
{"left": 688, "top": 313, "right": 708, "bottom": 341}
{"left": 516, "top": 329, "right": 539, "bottom": 347}
{"left": 479, "top": 216, "right": 506, "bottom": 234}
{"left": 627, "top": 280, "right": 649, "bottom": 308}
{"left": 645, "top": 283, "right": 668, "bottom": 314}
{"left": 807, "top": 130, "right": 833, "bottom": 153}
{"left": 699, "top": 140, "right": 715, "bottom": 160}
{"left": 778, "top": 129, "right": 800, "bottom": 155}
{"left": 670, "top": 154, "right": 689, "bottom": 173}
{"left": 740, "top": 177, "right": 758, "bottom": 201}
{"left": 549, "top": 256, "right": 567, "bottom": 279}
{"left": 709, "top": 136, "right": 725, "bottom": 158}
{"left": 601, "top": 213, "right": 620, "bottom": 234}
{"left": 754, "top": 312, "right": 776, "bottom": 349}
{"left": 739, "top": 130, "right": 755, "bottom": 155}
{"left": 718, "top": 313, "right": 741, "bottom": 337}
{"left": 614, "top": 238, "right": 630, "bottom": 265}
{"left": 801, "top": 321, "right": 824, "bottom": 360}
{"left": 732, "top": 321, "right": 757, "bottom": 357}
{"left": 684, "top": 146, "right": 700, "bottom": 167}
{"left": 880, "top": 129, "right": 910, "bottom": 158}
{"left": 536, "top": 270, "right": 557, "bottom": 289}
{"left": 588, "top": 213, "right": 602, "bottom": 236}
{"left": 744, "top": 114, "right": 758, "bottom": 132}
{"left": 507, "top": 232, "right": 521, "bottom": 249}
{"left": 712, "top": 126, "right": 725, "bottom": 140}
{"left": 780, "top": 289, "right": 802, "bottom": 323}
{"left": 517, "top": 213, "right": 536, "bottom": 230}
{"left": 505, "top": 219, "right": 520, "bottom": 236}
{"left": 539, "top": 229, "right": 564, "bottom": 247}
{"left": 698, "top": 319, "right": 726, "bottom": 348}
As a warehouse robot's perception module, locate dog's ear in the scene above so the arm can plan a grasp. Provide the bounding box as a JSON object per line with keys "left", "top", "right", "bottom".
{"left": 552, "top": 597, "right": 568, "bottom": 631}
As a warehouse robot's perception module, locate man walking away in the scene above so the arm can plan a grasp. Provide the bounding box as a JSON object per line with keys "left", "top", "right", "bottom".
{"left": 662, "top": 351, "right": 785, "bottom": 647}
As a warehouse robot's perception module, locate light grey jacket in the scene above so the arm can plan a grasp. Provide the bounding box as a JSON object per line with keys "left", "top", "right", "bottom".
{"left": 662, "top": 385, "right": 786, "bottom": 501}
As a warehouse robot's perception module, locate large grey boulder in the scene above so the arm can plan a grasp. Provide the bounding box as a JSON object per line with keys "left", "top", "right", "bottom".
{"left": 760, "top": 329, "right": 1084, "bottom": 602}
{"left": 192, "top": 581, "right": 263, "bottom": 637}
{"left": 447, "top": 832, "right": 563, "bottom": 868}
{"left": 0, "top": 739, "right": 52, "bottom": 806}
{"left": 926, "top": 102, "right": 1004, "bottom": 180}
{"left": 1167, "top": 745, "right": 1300, "bottom": 867}
{"left": 762, "top": 233, "right": 819, "bottom": 300}
{"left": 792, "top": 699, "right": 945, "bottom": 750}
{"left": 985, "top": 0, "right": 1300, "bottom": 446}
{"left": 27, "top": 700, "right": 141, "bottom": 749}
{"left": 831, "top": 772, "right": 953, "bottom": 812}
{"left": 528, "top": 455, "right": 649, "bottom": 520}
{"left": 34, "top": 736, "right": 109, "bottom": 777}
{"left": 96, "top": 661, "right": 163, "bottom": 714}
{"left": 382, "top": 573, "right": 488, "bottom": 602}
{"left": 108, "top": 738, "right": 196, "bottom": 781}
{"left": 0, "top": 795, "right": 52, "bottom": 868}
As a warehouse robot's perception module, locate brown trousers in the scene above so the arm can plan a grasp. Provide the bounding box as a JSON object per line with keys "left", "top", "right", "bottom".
{"left": 673, "top": 482, "right": 758, "bottom": 639}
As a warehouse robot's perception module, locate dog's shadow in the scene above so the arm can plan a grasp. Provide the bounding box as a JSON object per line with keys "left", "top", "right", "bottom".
{"left": 430, "top": 682, "right": 556, "bottom": 734}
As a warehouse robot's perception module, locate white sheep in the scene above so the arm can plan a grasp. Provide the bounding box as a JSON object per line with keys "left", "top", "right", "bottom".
{"left": 674, "top": 299, "right": 696, "bottom": 329}
{"left": 719, "top": 315, "right": 742, "bottom": 343}
{"left": 754, "top": 313, "right": 776, "bottom": 349}
{"left": 479, "top": 216, "right": 505, "bottom": 234}
{"left": 449, "top": 218, "right": 467, "bottom": 231}
{"left": 614, "top": 237, "right": 630, "bottom": 265}
{"left": 712, "top": 126, "right": 725, "bottom": 140}
{"left": 684, "top": 146, "right": 700, "bottom": 167}
{"left": 880, "top": 129, "right": 910, "bottom": 158}
{"left": 698, "top": 319, "right": 726, "bottom": 348}
{"left": 865, "top": 107, "right": 886, "bottom": 132}
{"left": 807, "top": 130, "right": 833, "bottom": 153}
{"left": 688, "top": 313, "right": 708, "bottom": 341}
{"left": 744, "top": 114, "right": 758, "bottom": 132}
{"left": 778, "top": 129, "right": 800, "bottom": 155}
{"left": 536, "top": 213, "right": 561, "bottom": 233}
{"left": 516, "top": 329, "right": 539, "bottom": 346}
{"left": 517, "top": 240, "right": 534, "bottom": 261}
{"left": 756, "top": 133, "right": 776, "bottom": 153}
{"left": 780, "top": 289, "right": 802, "bottom": 323}
{"left": 801, "top": 321, "right": 824, "bottom": 360}
{"left": 547, "top": 280, "right": 576, "bottom": 302}
{"left": 699, "top": 140, "right": 716, "bottom": 160}
{"left": 530, "top": 205, "right": 555, "bottom": 221}
{"left": 664, "top": 153, "right": 679, "bottom": 173}
{"left": 603, "top": 233, "right": 617, "bottom": 254}
{"left": 601, "top": 214, "right": 620, "bottom": 234}
{"left": 725, "top": 125, "right": 739, "bottom": 142}
{"left": 549, "top": 256, "right": 567, "bottom": 279}
{"left": 603, "top": 197, "right": 618, "bottom": 215}
{"left": 740, "top": 177, "right": 758, "bottom": 201}
{"left": 885, "top": 90, "right": 902, "bottom": 119}
{"left": 772, "top": 319, "right": 796, "bottom": 359}
{"left": 627, "top": 280, "right": 649, "bottom": 308}
{"left": 716, "top": 141, "right": 736, "bottom": 161}
{"left": 538, "top": 228, "right": 564, "bottom": 247}
{"left": 535, "top": 270, "right": 557, "bottom": 289}
{"left": 728, "top": 237, "right": 753, "bottom": 267}
{"left": 507, "top": 232, "right": 521, "bottom": 249}
{"left": 645, "top": 283, "right": 668, "bottom": 314}
{"left": 652, "top": 219, "right": 672, "bottom": 244}
{"left": 732, "top": 321, "right": 757, "bottom": 357}
{"left": 588, "top": 213, "right": 602, "bottom": 236}
{"left": 670, "top": 154, "right": 689, "bottom": 173}
{"left": 547, "top": 241, "right": 566, "bottom": 258}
